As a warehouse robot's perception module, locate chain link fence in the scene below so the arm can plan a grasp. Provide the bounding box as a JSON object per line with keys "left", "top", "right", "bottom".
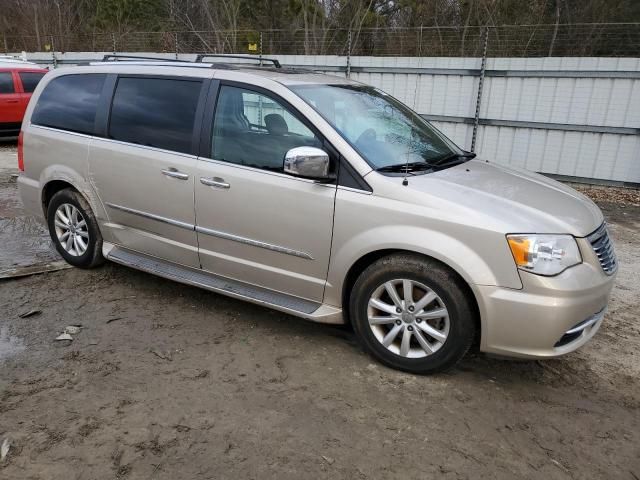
{"left": 4, "top": 23, "right": 640, "bottom": 57}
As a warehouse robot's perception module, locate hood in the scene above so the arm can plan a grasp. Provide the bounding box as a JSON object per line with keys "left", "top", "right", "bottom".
{"left": 399, "top": 159, "right": 603, "bottom": 237}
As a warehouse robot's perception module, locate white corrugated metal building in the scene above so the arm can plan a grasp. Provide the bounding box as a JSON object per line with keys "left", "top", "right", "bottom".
{"left": 277, "top": 55, "right": 640, "bottom": 186}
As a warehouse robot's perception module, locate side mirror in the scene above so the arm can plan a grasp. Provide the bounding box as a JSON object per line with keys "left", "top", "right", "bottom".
{"left": 284, "top": 147, "right": 331, "bottom": 180}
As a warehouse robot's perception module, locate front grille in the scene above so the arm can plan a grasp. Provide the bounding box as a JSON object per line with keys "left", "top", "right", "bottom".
{"left": 588, "top": 224, "right": 617, "bottom": 275}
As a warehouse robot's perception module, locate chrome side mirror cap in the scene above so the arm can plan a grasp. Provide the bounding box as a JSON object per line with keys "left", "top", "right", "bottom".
{"left": 284, "top": 146, "right": 331, "bottom": 180}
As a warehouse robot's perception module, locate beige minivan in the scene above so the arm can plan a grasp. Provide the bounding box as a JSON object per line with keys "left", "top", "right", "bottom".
{"left": 17, "top": 55, "right": 617, "bottom": 373}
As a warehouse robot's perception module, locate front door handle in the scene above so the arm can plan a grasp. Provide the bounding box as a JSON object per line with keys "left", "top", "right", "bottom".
{"left": 162, "top": 167, "right": 189, "bottom": 180}
{"left": 200, "top": 177, "right": 230, "bottom": 189}
{"left": 6, "top": 100, "right": 19, "bottom": 104}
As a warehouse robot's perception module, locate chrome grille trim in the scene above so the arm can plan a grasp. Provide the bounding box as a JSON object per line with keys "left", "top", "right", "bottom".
{"left": 587, "top": 223, "right": 617, "bottom": 275}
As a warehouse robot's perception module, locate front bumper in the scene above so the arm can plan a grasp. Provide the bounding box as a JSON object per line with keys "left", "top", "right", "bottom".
{"left": 476, "top": 257, "right": 615, "bottom": 359}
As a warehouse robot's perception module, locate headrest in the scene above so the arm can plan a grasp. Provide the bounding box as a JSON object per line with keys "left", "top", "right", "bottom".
{"left": 264, "top": 113, "right": 288, "bottom": 135}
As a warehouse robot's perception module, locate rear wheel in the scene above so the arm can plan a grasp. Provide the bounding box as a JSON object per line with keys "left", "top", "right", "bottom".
{"left": 47, "top": 189, "right": 105, "bottom": 268}
{"left": 350, "top": 254, "right": 476, "bottom": 374}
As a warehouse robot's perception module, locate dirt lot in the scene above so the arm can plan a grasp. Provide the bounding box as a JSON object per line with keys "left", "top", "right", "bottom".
{"left": 1, "top": 140, "right": 639, "bottom": 479}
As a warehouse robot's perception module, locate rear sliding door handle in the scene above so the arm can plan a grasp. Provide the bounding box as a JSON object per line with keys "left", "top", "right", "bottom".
{"left": 162, "top": 168, "right": 189, "bottom": 180}
{"left": 200, "top": 177, "right": 230, "bottom": 189}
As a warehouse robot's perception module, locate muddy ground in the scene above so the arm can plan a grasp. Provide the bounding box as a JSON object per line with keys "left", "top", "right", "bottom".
{"left": 1, "top": 139, "right": 639, "bottom": 479}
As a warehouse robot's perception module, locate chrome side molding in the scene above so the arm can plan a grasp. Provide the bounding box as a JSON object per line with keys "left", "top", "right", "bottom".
{"left": 105, "top": 203, "right": 314, "bottom": 260}
{"left": 105, "top": 202, "right": 194, "bottom": 230}
{"left": 195, "top": 225, "right": 314, "bottom": 260}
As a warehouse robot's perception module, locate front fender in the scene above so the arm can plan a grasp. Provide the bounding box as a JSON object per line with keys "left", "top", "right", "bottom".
{"left": 325, "top": 224, "right": 521, "bottom": 308}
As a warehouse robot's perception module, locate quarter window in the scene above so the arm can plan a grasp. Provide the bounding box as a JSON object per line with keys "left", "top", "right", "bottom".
{"left": 212, "top": 85, "right": 322, "bottom": 171}
{"left": 109, "top": 77, "right": 202, "bottom": 155}
{"left": 0, "top": 72, "right": 15, "bottom": 93}
{"left": 31, "top": 74, "right": 106, "bottom": 135}
{"left": 19, "top": 72, "right": 46, "bottom": 93}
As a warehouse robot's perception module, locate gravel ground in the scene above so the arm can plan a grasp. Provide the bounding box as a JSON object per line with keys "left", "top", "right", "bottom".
{"left": 1, "top": 140, "right": 639, "bottom": 479}
{"left": 570, "top": 183, "right": 640, "bottom": 207}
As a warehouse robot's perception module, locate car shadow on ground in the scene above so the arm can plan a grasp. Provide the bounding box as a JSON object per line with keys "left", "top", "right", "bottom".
{"left": 100, "top": 261, "right": 582, "bottom": 388}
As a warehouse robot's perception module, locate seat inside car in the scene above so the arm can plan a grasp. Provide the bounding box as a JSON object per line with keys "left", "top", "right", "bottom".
{"left": 213, "top": 87, "right": 321, "bottom": 171}
{"left": 264, "top": 113, "right": 288, "bottom": 135}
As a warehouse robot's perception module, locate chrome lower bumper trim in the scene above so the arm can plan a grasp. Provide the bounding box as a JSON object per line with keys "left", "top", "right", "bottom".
{"left": 565, "top": 308, "right": 606, "bottom": 335}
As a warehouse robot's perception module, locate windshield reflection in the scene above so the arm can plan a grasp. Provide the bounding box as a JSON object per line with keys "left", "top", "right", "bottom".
{"left": 290, "top": 84, "right": 461, "bottom": 169}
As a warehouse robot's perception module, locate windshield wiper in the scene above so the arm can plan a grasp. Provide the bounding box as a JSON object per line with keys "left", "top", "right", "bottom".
{"left": 431, "top": 151, "right": 476, "bottom": 166}
{"left": 376, "top": 162, "right": 434, "bottom": 173}
{"left": 376, "top": 151, "right": 476, "bottom": 173}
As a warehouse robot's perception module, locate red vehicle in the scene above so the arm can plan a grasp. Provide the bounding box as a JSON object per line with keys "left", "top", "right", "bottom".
{"left": 0, "top": 62, "right": 48, "bottom": 136}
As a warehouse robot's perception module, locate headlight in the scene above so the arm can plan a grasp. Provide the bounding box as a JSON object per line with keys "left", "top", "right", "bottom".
{"left": 507, "top": 234, "right": 581, "bottom": 276}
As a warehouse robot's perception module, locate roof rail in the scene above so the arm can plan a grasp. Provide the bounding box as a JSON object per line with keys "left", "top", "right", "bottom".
{"left": 195, "top": 54, "right": 281, "bottom": 68}
{"left": 102, "top": 54, "right": 190, "bottom": 63}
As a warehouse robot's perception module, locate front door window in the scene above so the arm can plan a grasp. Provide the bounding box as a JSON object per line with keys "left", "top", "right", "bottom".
{"left": 212, "top": 85, "right": 322, "bottom": 171}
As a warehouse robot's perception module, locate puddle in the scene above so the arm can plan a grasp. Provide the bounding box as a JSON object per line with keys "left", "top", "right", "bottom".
{"left": 0, "top": 175, "right": 69, "bottom": 278}
{"left": 0, "top": 182, "right": 23, "bottom": 218}
{"left": 0, "top": 216, "right": 63, "bottom": 274}
{"left": 0, "top": 327, "right": 25, "bottom": 362}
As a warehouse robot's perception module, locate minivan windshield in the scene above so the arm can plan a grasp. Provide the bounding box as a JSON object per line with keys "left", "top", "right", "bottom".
{"left": 290, "top": 84, "right": 464, "bottom": 171}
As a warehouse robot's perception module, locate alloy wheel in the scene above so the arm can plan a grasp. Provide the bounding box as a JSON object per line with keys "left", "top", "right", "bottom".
{"left": 53, "top": 203, "right": 89, "bottom": 256}
{"left": 367, "top": 279, "right": 450, "bottom": 358}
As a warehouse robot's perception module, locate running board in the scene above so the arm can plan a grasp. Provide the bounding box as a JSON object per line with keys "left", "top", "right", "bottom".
{"left": 105, "top": 245, "right": 343, "bottom": 324}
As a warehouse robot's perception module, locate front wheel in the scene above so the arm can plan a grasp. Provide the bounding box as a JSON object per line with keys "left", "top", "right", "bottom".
{"left": 47, "top": 188, "right": 105, "bottom": 269}
{"left": 350, "top": 254, "right": 476, "bottom": 374}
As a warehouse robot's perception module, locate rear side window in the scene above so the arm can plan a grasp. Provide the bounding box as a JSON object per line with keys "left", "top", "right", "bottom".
{"left": 31, "top": 74, "right": 106, "bottom": 135}
{"left": 19, "top": 72, "right": 46, "bottom": 93}
{"left": 0, "top": 72, "right": 14, "bottom": 93}
{"left": 108, "top": 77, "right": 202, "bottom": 155}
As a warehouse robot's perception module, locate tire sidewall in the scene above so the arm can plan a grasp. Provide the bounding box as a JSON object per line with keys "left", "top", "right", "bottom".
{"left": 47, "top": 190, "right": 103, "bottom": 268}
{"left": 350, "top": 256, "right": 475, "bottom": 374}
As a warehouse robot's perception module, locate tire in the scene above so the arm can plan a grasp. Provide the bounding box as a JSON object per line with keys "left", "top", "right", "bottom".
{"left": 47, "top": 188, "right": 105, "bottom": 269}
{"left": 350, "top": 254, "right": 476, "bottom": 374}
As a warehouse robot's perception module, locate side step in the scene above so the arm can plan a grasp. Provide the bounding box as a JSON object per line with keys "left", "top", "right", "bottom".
{"left": 105, "top": 245, "right": 342, "bottom": 323}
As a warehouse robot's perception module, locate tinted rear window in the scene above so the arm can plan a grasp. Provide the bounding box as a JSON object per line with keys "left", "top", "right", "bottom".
{"left": 19, "top": 72, "right": 46, "bottom": 93}
{"left": 31, "top": 74, "right": 106, "bottom": 135}
{"left": 0, "top": 72, "right": 14, "bottom": 93}
{"left": 108, "top": 77, "right": 202, "bottom": 154}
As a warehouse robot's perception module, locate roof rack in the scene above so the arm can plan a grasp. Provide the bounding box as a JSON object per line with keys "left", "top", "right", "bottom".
{"left": 194, "top": 54, "right": 281, "bottom": 68}
{"left": 102, "top": 54, "right": 190, "bottom": 63}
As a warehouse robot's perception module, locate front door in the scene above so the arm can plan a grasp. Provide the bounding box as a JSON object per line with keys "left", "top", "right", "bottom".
{"left": 89, "top": 75, "right": 206, "bottom": 268}
{"left": 195, "top": 84, "right": 337, "bottom": 302}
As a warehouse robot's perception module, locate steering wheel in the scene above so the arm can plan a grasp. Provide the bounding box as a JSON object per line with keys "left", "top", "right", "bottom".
{"left": 356, "top": 128, "right": 376, "bottom": 145}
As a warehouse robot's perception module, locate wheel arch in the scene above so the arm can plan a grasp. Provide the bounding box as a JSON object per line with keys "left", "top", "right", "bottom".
{"left": 40, "top": 173, "right": 106, "bottom": 227}
{"left": 41, "top": 179, "right": 79, "bottom": 219}
{"left": 340, "top": 249, "right": 482, "bottom": 345}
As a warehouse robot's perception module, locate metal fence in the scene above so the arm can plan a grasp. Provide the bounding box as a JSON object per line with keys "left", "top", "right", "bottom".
{"left": 4, "top": 23, "right": 640, "bottom": 58}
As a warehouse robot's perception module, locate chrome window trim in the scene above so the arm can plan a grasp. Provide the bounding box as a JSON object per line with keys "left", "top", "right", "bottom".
{"left": 337, "top": 185, "right": 373, "bottom": 195}
{"left": 198, "top": 156, "right": 336, "bottom": 187}
{"left": 93, "top": 136, "right": 199, "bottom": 159}
{"left": 195, "top": 225, "right": 314, "bottom": 260}
{"left": 105, "top": 202, "right": 195, "bottom": 230}
{"left": 30, "top": 124, "right": 94, "bottom": 139}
